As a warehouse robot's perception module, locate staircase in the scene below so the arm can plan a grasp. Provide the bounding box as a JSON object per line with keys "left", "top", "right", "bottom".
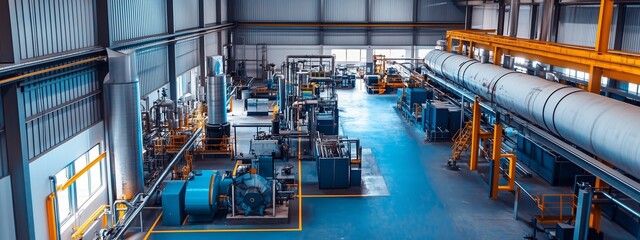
{"left": 451, "top": 121, "right": 473, "bottom": 161}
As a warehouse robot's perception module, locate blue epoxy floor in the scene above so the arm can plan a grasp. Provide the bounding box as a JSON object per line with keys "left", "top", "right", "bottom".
{"left": 144, "top": 81, "right": 571, "bottom": 240}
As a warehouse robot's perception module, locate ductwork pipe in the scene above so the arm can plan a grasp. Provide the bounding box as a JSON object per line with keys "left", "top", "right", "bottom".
{"left": 104, "top": 49, "right": 144, "bottom": 200}
{"left": 206, "top": 56, "right": 227, "bottom": 125}
{"left": 425, "top": 50, "right": 640, "bottom": 179}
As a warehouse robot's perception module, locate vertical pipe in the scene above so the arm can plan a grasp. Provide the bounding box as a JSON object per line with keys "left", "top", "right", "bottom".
{"left": 538, "top": 0, "right": 554, "bottom": 41}
{"left": 104, "top": 49, "right": 144, "bottom": 200}
{"left": 272, "top": 180, "right": 276, "bottom": 217}
{"left": 508, "top": 0, "right": 520, "bottom": 37}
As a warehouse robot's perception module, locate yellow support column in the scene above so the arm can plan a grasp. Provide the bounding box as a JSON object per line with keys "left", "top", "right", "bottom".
{"left": 469, "top": 97, "right": 481, "bottom": 171}
{"left": 589, "top": 0, "right": 613, "bottom": 94}
{"left": 468, "top": 42, "right": 474, "bottom": 58}
{"left": 493, "top": 47, "right": 503, "bottom": 66}
{"left": 490, "top": 124, "right": 503, "bottom": 199}
{"left": 447, "top": 37, "right": 453, "bottom": 52}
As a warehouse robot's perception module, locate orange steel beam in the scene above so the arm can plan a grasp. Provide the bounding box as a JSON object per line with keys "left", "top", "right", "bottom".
{"left": 446, "top": 30, "right": 640, "bottom": 85}
{"left": 589, "top": 0, "right": 615, "bottom": 94}
{"left": 238, "top": 22, "right": 465, "bottom": 28}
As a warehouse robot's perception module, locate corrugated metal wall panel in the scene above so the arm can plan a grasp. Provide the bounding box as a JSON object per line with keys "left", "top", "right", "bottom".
{"left": 205, "top": 33, "right": 219, "bottom": 56}
{"left": 471, "top": 5, "right": 498, "bottom": 30}
{"left": 416, "top": 29, "right": 446, "bottom": 45}
{"left": 370, "top": 29, "right": 414, "bottom": 45}
{"left": 325, "top": 0, "right": 366, "bottom": 22}
{"left": 234, "top": 0, "right": 319, "bottom": 22}
{"left": 204, "top": 0, "right": 217, "bottom": 24}
{"left": 221, "top": 0, "right": 228, "bottom": 22}
{"left": 174, "top": 0, "right": 200, "bottom": 31}
{"left": 371, "top": 0, "right": 413, "bottom": 22}
{"left": 417, "top": 0, "right": 465, "bottom": 22}
{"left": 137, "top": 45, "right": 169, "bottom": 96}
{"left": 175, "top": 39, "right": 200, "bottom": 75}
{"left": 12, "top": 0, "right": 96, "bottom": 60}
{"left": 622, "top": 6, "right": 640, "bottom": 53}
{"left": 557, "top": 5, "right": 617, "bottom": 48}
{"left": 236, "top": 27, "right": 320, "bottom": 45}
{"left": 20, "top": 64, "right": 101, "bottom": 159}
{"left": 109, "top": 0, "right": 168, "bottom": 43}
{"left": 323, "top": 29, "right": 367, "bottom": 45}
{"left": 516, "top": 6, "right": 532, "bottom": 38}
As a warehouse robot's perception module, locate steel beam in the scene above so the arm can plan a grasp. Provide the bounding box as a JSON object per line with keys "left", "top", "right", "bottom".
{"left": 497, "top": 0, "right": 506, "bottom": 36}
{"left": 2, "top": 83, "right": 35, "bottom": 239}
{"left": 0, "top": 0, "right": 19, "bottom": 63}
{"left": 589, "top": 0, "right": 614, "bottom": 94}
{"left": 490, "top": 124, "right": 503, "bottom": 199}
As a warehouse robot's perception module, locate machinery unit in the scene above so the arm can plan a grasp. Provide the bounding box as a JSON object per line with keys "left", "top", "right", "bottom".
{"left": 397, "top": 87, "right": 433, "bottom": 122}
{"left": 315, "top": 135, "right": 361, "bottom": 189}
{"left": 161, "top": 165, "right": 294, "bottom": 226}
{"left": 422, "top": 100, "right": 462, "bottom": 142}
{"left": 246, "top": 98, "right": 270, "bottom": 116}
{"left": 515, "top": 135, "right": 583, "bottom": 186}
{"left": 364, "top": 75, "right": 383, "bottom": 94}
{"left": 185, "top": 170, "right": 222, "bottom": 222}
{"left": 161, "top": 180, "right": 187, "bottom": 226}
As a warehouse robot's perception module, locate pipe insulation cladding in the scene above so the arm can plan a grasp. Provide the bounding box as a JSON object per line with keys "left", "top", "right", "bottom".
{"left": 425, "top": 50, "right": 640, "bottom": 179}
{"left": 104, "top": 49, "right": 144, "bottom": 200}
{"left": 206, "top": 56, "right": 227, "bottom": 125}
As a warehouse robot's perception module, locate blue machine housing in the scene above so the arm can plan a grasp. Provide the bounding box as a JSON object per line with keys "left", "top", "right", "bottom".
{"left": 255, "top": 155, "right": 274, "bottom": 179}
{"left": 161, "top": 180, "right": 187, "bottom": 226}
{"left": 184, "top": 170, "right": 222, "bottom": 222}
{"left": 421, "top": 100, "right": 462, "bottom": 141}
{"left": 228, "top": 173, "right": 273, "bottom": 216}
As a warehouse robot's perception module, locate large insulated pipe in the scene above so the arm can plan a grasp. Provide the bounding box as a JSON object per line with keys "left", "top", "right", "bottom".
{"left": 425, "top": 50, "right": 640, "bottom": 179}
{"left": 206, "top": 56, "right": 227, "bottom": 125}
{"left": 508, "top": 0, "right": 520, "bottom": 37}
{"left": 104, "top": 49, "right": 144, "bottom": 200}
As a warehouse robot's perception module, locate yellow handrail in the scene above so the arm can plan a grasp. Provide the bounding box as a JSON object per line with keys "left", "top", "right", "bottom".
{"left": 71, "top": 204, "right": 109, "bottom": 239}
{"left": 57, "top": 152, "right": 107, "bottom": 191}
{"left": 46, "top": 194, "right": 58, "bottom": 240}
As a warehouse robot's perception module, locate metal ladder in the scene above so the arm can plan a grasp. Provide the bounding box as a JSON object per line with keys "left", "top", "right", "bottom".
{"left": 450, "top": 121, "right": 473, "bottom": 162}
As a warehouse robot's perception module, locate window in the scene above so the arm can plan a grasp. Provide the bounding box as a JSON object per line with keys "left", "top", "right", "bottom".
{"left": 417, "top": 49, "right": 434, "bottom": 59}
{"left": 331, "top": 49, "right": 366, "bottom": 63}
{"left": 373, "top": 49, "right": 406, "bottom": 58}
{"left": 55, "top": 144, "right": 103, "bottom": 224}
{"left": 629, "top": 83, "right": 638, "bottom": 94}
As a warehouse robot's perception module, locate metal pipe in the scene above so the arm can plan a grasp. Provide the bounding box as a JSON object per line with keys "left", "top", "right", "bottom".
{"left": 108, "top": 128, "right": 201, "bottom": 239}
{"left": 509, "top": 0, "right": 520, "bottom": 37}
{"left": 104, "top": 49, "right": 144, "bottom": 200}
{"left": 599, "top": 191, "right": 640, "bottom": 218}
{"left": 425, "top": 49, "right": 640, "bottom": 179}
{"left": 272, "top": 180, "right": 276, "bottom": 217}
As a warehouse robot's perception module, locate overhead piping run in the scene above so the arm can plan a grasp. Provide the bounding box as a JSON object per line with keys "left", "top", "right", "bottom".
{"left": 107, "top": 128, "right": 202, "bottom": 239}
{"left": 425, "top": 49, "right": 640, "bottom": 181}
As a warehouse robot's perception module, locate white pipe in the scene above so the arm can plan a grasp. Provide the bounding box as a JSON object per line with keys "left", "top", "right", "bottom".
{"left": 425, "top": 50, "right": 640, "bottom": 179}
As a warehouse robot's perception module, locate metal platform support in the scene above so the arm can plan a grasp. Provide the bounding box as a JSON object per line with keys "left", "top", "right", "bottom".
{"left": 469, "top": 97, "right": 493, "bottom": 171}
{"left": 489, "top": 123, "right": 518, "bottom": 199}
{"left": 574, "top": 184, "right": 594, "bottom": 240}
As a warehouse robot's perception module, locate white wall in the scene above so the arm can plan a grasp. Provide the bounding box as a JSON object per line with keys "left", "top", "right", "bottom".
{"left": 29, "top": 122, "right": 106, "bottom": 240}
{"left": 0, "top": 176, "right": 16, "bottom": 240}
